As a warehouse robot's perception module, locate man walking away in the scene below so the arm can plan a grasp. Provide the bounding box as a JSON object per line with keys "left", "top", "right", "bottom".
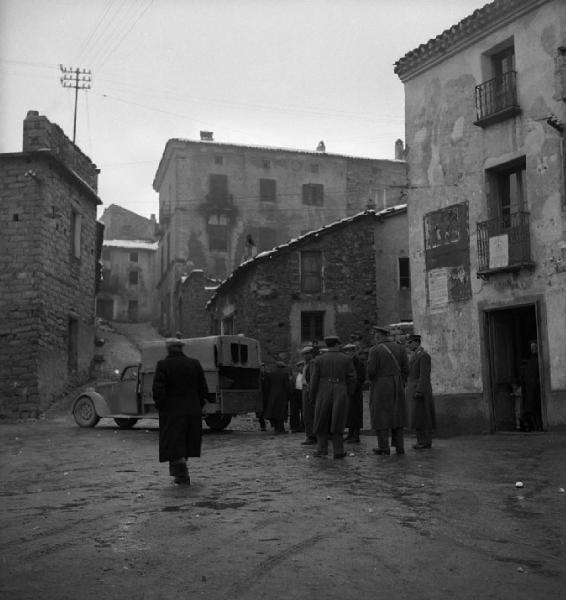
{"left": 310, "top": 335, "right": 356, "bottom": 459}
{"left": 367, "top": 326, "right": 408, "bottom": 456}
{"left": 152, "top": 338, "right": 209, "bottom": 485}
{"left": 406, "top": 334, "right": 436, "bottom": 449}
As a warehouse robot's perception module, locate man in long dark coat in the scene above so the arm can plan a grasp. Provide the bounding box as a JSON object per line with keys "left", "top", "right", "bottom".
{"left": 152, "top": 338, "right": 209, "bottom": 485}
{"left": 406, "top": 334, "right": 436, "bottom": 449}
{"left": 367, "top": 326, "right": 409, "bottom": 455}
{"left": 343, "top": 343, "right": 365, "bottom": 444}
{"left": 310, "top": 335, "right": 356, "bottom": 459}
{"left": 263, "top": 361, "right": 292, "bottom": 433}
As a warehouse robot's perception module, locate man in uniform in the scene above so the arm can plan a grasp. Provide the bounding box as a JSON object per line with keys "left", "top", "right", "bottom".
{"left": 152, "top": 338, "right": 209, "bottom": 485}
{"left": 310, "top": 335, "right": 356, "bottom": 459}
{"left": 263, "top": 361, "right": 292, "bottom": 433}
{"left": 406, "top": 334, "right": 436, "bottom": 449}
{"left": 367, "top": 326, "right": 408, "bottom": 455}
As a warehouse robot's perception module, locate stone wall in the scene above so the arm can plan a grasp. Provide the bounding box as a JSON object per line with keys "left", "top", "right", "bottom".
{"left": 177, "top": 270, "right": 217, "bottom": 338}
{"left": 208, "top": 215, "right": 380, "bottom": 367}
{"left": 0, "top": 112, "right": 100, "bottom": 418}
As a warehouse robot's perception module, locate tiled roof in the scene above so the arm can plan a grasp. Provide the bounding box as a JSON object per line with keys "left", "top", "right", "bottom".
{"left": 206, "top": 204, "right": 407, "bottom": 308}
{"left": 394, "top": 0, "right": 549, "bottom": 81}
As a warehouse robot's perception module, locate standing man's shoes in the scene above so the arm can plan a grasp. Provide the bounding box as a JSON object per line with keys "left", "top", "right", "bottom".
{"left": 412, "top": 443, "right": 432, "bottom": 450}
{"left": 174, "top": 475, "right": 190, "bottom": 485}
{"left": 372, "top": 448, "right": 390, "bottom": 455}
{"left": 312, "top": 450, "right": 328, "bottom": 457}
{"left": 301, "top": 438, "right": 317, "bottom": 445}
{"left": 333, "top": 452, "right": 347, "bottom": 459}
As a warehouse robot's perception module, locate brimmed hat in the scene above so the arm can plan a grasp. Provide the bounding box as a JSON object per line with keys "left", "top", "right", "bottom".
{"left": 295, "top": 360, "right": 305, "bottom": 367}
{"left": 300, "top": 346, "right": 314, "bottom": 355}
{"left": 166, "top": 338, "right": 185, "bottom": 347}
{"left": 324, "top": 335, "right": 341, "bottom": 344}
{"left": 342, "top": 343, "right": 357, "bottom": 351}
{"left": 276, "top": 360, "right": 287, "bottom": 368}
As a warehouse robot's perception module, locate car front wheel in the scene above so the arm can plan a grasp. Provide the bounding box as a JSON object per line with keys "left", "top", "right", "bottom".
{"left": 73, "top": 396, "right": 100, "bottom": 428}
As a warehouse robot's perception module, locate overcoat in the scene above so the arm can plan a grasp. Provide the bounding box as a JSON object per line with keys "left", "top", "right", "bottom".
{"left": 367, "top": 341, "right": 408, "bottom": 430}
{"left": 152, "top": 349, "right": 209, "bottom": 462}
{"left": 346, "top": 353, "right": 366, "bottom": 429}
{"left": 406, "top": 347, "right": 436, "bottom": 431}
{"left": 310, "top": 348, "right": 356, "bottom": 434}
{"left": 263, "top": 368, "right": 291, "bottom": 421}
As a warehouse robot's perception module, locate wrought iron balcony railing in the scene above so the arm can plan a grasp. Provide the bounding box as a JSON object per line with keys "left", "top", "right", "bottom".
{"left": 477, "top": 211, "right": 534, "bottom": 277}
{"left": 474, "top": 71, "right": 521, "bottom": 127}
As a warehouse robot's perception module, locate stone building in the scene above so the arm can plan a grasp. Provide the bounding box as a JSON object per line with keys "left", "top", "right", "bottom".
{"left": 97, "top": 239, "right": 158, "bottom": 322}
{"left": 394, "top": 0, "right": 566, "bottom": 433}
{"left": 97, "top": 205, "right": 159, "bottom": 322}
{"left": 206, "top": 206, "right": 409, "bottom": 367}
{"left": 175, "top": 270, "right": 220, "bottom": 338}
{"left": 152, "top": 134, "right": 407, "bottom": 332}
{"left": 0, "top": 110, "right": 102, "bottom": 417}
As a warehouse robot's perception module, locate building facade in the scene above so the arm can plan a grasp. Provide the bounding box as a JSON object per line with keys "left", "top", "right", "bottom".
{"left": 97, "top": 239, "right": 158, "bottom": 322}
{"left": 0, "top": 110, "right": 102, "bottom": 417}
{"left": 152, "top": 135, "right": 407, "bottom": 333}
{"left": 206, "top": 207, "right": 410, "bottom": 367}
{"left": 395, "top": 0, "right": 566, "bottom": 433}
{"left": 97, "top": 205, "right": 159, "bottom": 323}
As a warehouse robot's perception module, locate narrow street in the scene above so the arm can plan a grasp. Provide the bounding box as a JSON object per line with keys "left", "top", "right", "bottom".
{"left": 1, "top": 413, "right": 565, "bottom": 600}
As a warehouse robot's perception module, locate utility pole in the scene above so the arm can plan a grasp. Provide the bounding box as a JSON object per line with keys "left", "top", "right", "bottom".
{"left": 59, "top": 65, "right": 92, "bottom": 143}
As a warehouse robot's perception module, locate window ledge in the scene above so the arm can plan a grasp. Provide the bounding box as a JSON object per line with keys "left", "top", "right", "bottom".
{"left": 477, "top": 261, "right": 535, "bottom": 280}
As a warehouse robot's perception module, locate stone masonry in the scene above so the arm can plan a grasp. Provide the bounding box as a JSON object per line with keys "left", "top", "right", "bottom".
{"left": 0, "top": 111, "right": 101, "bottom": 418}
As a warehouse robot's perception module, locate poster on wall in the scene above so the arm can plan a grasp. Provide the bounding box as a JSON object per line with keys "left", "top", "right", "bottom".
{"left": 424, "top": 203, "right": 471, "bottom": 306}
{"left": 488, "top": 234, "right": 509, "bottom": 269}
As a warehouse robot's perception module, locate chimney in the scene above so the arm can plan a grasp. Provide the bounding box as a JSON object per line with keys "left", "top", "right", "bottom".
{"left": 200, "top": 131, "right": 214, "bottom": 141}
{"left": 395, "top": 139, "right": 405, "bottom": 160}
{"left": 316, "top": 140, "right": 326, "bottom": 152}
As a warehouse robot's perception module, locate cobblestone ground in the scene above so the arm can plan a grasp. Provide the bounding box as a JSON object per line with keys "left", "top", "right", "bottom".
{"left": 1, "top": 412, "right": 565, "bottom": 600}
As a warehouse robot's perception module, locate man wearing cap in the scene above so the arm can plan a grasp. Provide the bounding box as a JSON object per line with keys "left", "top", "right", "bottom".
{"left": 300, "top": 346, "right": 317, "bottom": 445}
{"left": 406, "top": 334, "right": 436, "bottom": 450}
{"left": 367, "top": 326, "right": 409, "bottom": 455}
{"left": 263, "top": 361, "right": 292, "bottom": 433}
{"left": 310, "top": 335, "right": 356, "bottom": 458}
{"left": 152, "top": 338, "right": 209, "bottom": 485}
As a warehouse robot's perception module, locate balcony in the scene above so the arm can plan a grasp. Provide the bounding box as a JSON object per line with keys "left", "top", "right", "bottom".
{"left": 477, "top": 211, "right": 534, "bottom": 278}
{"left": 474, "top": 71, "right": 521, "bottom": 127}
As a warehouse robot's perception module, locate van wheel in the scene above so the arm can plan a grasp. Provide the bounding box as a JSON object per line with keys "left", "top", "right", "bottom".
{"left": 204, "top": 415, "right": 232, "bottom": 431}
{"left": 73, "top": 396, "right": 100, "bottom": 428}
{"left": 114, "top": 418, "right": 138, "bottom": 429}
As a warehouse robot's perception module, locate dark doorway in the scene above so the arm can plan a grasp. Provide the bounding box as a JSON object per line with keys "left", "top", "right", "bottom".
{"left": 485, "top": 304, "right": 543, "bottom": 431}
{"left": 97, "top": 298, "right": 114, "bottom": 321}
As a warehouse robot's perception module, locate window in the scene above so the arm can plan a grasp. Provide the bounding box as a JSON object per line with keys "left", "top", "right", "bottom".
{"left": 209, "top": 174, "right": 228, "bottom": 203}
{"left": 128, "top": 300, "right": 138, "bottom": 321}
{"left": 301, "top": 311, "right": 324, "bottom": 342}
{"left": 258, "top": 227, "right": 277, "bottom": 251}
{"left": 208, "top": 214, "right": 228, "bottom": 251}
{"left": 223, "top": 315, "right": 234, "bottom": 335}
{"left": 263, "top": 159, "right": 271, "bottom": 169}
{"left": 129, "top": 271, "right": 139, "bottom": 285}
{"left": 311, "top": 164, "right": 319, "bottom": 173}
{"left": 70, "top": 210, "right": 81, "bottom": 259}
{"left": 214, "top": 155, "right": 223, "bottom": 165}
{"left": 302, "top": 183, "right": 324, "bottom": 206}
{"left": 129, "top": 252, "right": 138, "bottom": 262}
{"left": 101, "top": 268, "right": 111, "bottom": 286}
{"left": 399, "top": 257, "right": 410, "bottom": 289}
{"left": 301, "top": 250, "right": 322, "bottom": 293}
{"left": 68, "top": 317, "right": 78, "bottom": 373}
{"left": 487, "top": 158, "right": 526, "bottom": 226}
{"left": 259, "top": 178, "right": 276, "bottom": 202}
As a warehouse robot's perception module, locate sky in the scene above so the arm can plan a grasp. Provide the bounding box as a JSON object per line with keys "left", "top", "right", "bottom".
{"left": 0, "top": 0, "right": 487, "bottom": 220}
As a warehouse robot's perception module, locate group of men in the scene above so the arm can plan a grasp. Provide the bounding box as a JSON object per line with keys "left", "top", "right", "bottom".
{"left": 151, "top": 325, "right": 437, "bottom": 485}
{"left": 262, "top": 325, "right": 436, "bottom": 460}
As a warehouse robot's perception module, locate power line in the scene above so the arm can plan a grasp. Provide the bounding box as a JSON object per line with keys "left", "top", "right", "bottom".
{"left": 59, "top": 65, "right": 92, "bottom": 143}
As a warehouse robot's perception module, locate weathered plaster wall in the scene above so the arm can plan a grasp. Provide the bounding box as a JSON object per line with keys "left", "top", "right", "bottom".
{"left": 403, "top": 0, "right": 566, "bottom": 428}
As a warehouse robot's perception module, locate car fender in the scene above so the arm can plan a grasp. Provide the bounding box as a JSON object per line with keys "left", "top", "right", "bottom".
{"left": 72, "top": 388, "right": 112, "bottom": 418}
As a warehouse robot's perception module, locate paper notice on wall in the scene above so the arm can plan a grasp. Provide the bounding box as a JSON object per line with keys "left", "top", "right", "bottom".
{"left": 428, "top": 268, "right": 448, "bottom": 310}
{"left": 489, "top": 234, "right": 509, "bottom": 269}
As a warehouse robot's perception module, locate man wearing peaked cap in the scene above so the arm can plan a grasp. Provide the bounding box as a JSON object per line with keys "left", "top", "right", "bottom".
{"left": 406, "top": 334, "right": 435, "bottom": 450}
{"left": 372, "top": 325, "right": 390, "bottom": 336}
